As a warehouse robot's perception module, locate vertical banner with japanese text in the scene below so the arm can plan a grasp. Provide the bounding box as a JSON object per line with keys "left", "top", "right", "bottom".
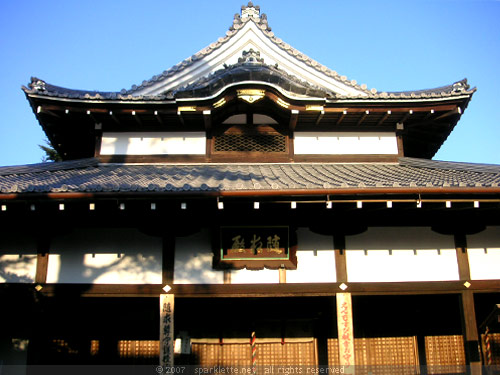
{"left": 337, "top": 292, "right": 355, "bottom": 374}
{"left": 160, "top": 293, "right": 174, "bottom": 367}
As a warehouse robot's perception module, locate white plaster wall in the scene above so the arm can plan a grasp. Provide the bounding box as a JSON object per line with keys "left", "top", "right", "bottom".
{"left": 174, "top": 229, "right": 223, "bottom": 284}
{"left": 286, "top": 228, "right": 336, "bottom": 283}
{"left": 230, "top": 268, "right": 278, "bottom": 284}
{"left": 0, "top": 232, "right": 37, "bottom": 283}
{"left": 46, "top": 228, "right": 162, "bottom": 284}
{"left": 467, "top": 226, "right": 500, "bottom": 280}
{"left": 346, "top": 227, "right": 459, "bottom": 282}
{"left": 294, "top": 132, "right": 398, "bottom": 155}
{"left": 101, "top": 132, "right": 206, "bottom": 155}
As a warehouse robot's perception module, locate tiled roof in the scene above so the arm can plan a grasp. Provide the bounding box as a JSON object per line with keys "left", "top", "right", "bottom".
{"left": 21, "top": 2, "right": 475, "bottom": 102}
{"left": 1, "top": 158, "right": 499, "bottom": 195}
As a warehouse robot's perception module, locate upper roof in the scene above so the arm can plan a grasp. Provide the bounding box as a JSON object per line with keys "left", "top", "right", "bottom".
{"left": 22, "top": 2, "right": 475, "bottom": 103}
{"left": 1, "top": 158, "right": 499, "bottom": 196}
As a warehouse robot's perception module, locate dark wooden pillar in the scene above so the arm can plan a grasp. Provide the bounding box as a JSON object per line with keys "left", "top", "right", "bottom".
{"left": 35, "top": 236, "right": 50, "bottom": 284}
{"left": 162, "top": 235, "right": 175, "bottom": 286}
{"left": 455, "top": 233, "right": 482, "bottom": 372}
{"left": 334, "top": 233, "right": 347, "bottom": 283}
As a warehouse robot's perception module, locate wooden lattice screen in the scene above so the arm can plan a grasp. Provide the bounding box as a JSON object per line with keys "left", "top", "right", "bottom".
{"left": 425, "top": 335, "right": 466, "bottom": 374}
{"left": 190, "top": 338, "right": 317, "bottom": 366}
{"left": 328, "top": 337, "right": 419, "bottom": 375}
{"left": 118, "top": 340, "right": 159, "bottom": 362}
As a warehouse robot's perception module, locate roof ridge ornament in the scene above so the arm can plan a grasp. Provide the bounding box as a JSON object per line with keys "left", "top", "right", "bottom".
{"left": 238, "top": 49, "right": 264, "bottom": 64}
{"left": 241, "top": 2, "right": 260, "bottom": 20}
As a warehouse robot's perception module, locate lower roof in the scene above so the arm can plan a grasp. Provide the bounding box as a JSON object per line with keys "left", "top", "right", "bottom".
{"left": 0, "top": 158, "right": 499, "bottom": 197}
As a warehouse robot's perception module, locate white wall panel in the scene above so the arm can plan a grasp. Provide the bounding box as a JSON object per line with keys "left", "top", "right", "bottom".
{"left": 101, "top": 132, "right": 206, "bottom": 155}
{"left": 295, "top": 132, "right": 398, "bottom": 155}
{"left": 287, "top": 228, "right": 336, "bottom": 283}
{"left": 467, "top": 227, "right": 500, "bottom": 280}
{"left": 46, "top": 228, "right": 162, "bottom": 284}
{"left": 346, "top": 227, "right": 458, "bottom": 282}
{"left": 0, "top": 232, "right": 37, "bottom": 283}
{"left": 174, "top": 229, "right": 223, "bottom": 284}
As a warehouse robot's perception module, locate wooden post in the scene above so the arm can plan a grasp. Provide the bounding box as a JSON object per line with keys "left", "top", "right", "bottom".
{"left": 337, "top": 292, "right": 355, "bottom": 374}
{"left": 279, "top": 267, "right": 286, "bottom": 283}
{"left": 455, "top": 233, "right": 482, "bottom": 373}
{"left": 334, "top": 234, "right": 347, "bottom": 283}
{"left": 162, "top": 235, "right": 175, "bottom": 286}
{"left": 35, "top": 236, "right": 50, "bottom": 284}
{"left": 160, "top": 294, "right": 175, "bottom": 367}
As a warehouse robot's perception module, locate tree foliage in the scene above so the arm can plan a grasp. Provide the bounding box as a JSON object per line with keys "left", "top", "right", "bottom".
{"left": 39, "top": 138, "right": 62, "bottom": 162}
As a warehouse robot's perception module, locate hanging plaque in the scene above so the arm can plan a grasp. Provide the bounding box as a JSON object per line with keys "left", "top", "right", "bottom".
{"left": 214, "top": 226, "right": 297, "bottom": 270}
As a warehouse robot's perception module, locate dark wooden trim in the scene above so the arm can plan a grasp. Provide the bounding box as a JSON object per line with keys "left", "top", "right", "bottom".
{"left": 334, "top": 234, "right": 347, "bottom": 283}
{"left": 3, "top": 279, "right": 498, "bottom": 298}
{"left": 455, "top": 233, "right": 471, "bottom": 281}
{"left": 35, "top": 237, "right": 50, "bottom": 284}
{"left": 293, "top": 154, "right": 400, "bottom": 163}
{"left": 162, "top": 235, "right": 175, "bottom": 286}
{"left": 2, "top": 186, "right": 500, "bottom": 202}
{"left": 98, "top": 154, "right": 208, "bottom": 164}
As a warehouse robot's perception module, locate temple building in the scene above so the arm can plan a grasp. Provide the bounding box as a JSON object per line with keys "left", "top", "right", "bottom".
{"left": 1, "top": 2, "right": 500, "bottom": 373}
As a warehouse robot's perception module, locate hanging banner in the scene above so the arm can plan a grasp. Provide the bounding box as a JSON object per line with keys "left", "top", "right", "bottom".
{"left": 337, "top": 292, "right": 355, "bottom": 374}
{"left": 160, "top": 293, "right": 175, "bottom": 367}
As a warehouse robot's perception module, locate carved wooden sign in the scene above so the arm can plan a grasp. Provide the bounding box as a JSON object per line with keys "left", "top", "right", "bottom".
{"left": 214, "top": 226, "right": 297, "bottom": 270}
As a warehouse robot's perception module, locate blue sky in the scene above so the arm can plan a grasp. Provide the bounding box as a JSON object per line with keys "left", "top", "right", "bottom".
{"left": 0, "top": 0, "right": 499, "bottom": 166}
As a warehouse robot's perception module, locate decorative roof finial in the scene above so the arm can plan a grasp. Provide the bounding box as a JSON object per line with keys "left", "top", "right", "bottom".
{"left": 241, "top": 2, "right": 260, "bottom": 19}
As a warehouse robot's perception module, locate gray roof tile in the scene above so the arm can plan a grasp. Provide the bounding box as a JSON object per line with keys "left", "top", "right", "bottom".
{"left": 0, "top": 158, "right": 500, "bottom": 195}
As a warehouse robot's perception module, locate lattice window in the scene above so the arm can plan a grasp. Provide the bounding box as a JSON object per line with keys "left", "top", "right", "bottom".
{"left": 214, "top": 134, "right": 286, "bottom": 153}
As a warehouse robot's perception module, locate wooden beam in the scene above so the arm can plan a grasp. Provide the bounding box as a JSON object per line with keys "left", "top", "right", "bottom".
{"left": 154, "top": 110, "right": 165, "bottom": 125}
{"left": 109, "top": 110, "right": 120, "bottom": 125}
{"left": 315, "top": 110, "right": 325, "bottom": 126}
{"left": 7, "top": 279, "right": 499, "bottom": 299}
{"left": 377, "top": 110, "right": 391, "bottom": 126}
{"left": 132, "top": 111, "right": 143, "bottom": 126}
{"left": 423, "top": 109, "right": 435, "bottom": 121}
{"left": 336, "top": 110, "right": 347, "bottom": 125}
{"left": 177, "top": 111, "right": 185, "bottom": 126}
{"left": 435, "top": 106, "right": 462, "bottom": 120}
{"left": 399, "top": 109, "right": 413, "bottom": 124}
{"left": 356, "top": 110, "right": 369, "bottom": 125}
